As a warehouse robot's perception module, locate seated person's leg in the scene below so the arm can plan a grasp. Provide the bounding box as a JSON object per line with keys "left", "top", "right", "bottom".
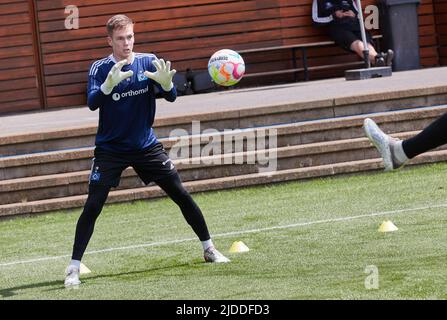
{"left": 328, "top": 23, "right": 394, "bottom": 67}
{"left": 353, "top": 30, "right": 394, "bottom": 67}
{"left": 328, "top": 23, "right": 357, "bottom": 52}
{"left": 350, "top": 40, "right": 379, "bottom": 65}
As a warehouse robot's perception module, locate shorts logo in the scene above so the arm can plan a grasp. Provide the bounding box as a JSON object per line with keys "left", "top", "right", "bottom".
{"left": 91, "top": 173, "right": 101, "bottom": 181}
{"left": 90, "top": 166, "right": 101, "bottom": 182}
{"left": 162, "top": 159, "right": 175, "bottom": 170}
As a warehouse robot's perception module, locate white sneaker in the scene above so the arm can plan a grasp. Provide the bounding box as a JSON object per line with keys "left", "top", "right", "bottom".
{"left": 64, "top": 265, "right": 81, "bottom": 287}
{"left": 363, "top": 118, "right": 404, "bottom": 171}
{"left": 204, "top": 246, "right": 230, "bottom": 263}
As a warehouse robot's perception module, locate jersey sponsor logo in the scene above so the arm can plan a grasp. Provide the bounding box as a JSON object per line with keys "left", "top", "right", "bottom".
{"left": 112, "top": 86, "right": 149, "bottom": 101}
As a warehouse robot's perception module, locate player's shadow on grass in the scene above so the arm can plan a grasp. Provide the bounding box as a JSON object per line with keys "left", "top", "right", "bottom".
{"left": 0, "top": 261, "right": 202, "bottom": 298}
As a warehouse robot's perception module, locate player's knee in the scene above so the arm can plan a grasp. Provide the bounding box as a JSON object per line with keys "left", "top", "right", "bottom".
{"left": 83, "top": 199, "right": 104, "bottom": 217}
{"left": 177, "top": 186, "right": 191, "bottom": 199}
{"left": 173, "top": 188, "right": 196, "bottom": 208}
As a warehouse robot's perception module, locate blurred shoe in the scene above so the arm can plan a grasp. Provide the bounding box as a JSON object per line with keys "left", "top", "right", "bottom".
{"left": 64, "top": 265, "right": 81, "bottom": 287}
{"left": 204, "top": 246, "right": 230, "bottom": 263}
{"left": 383, "top": 49, "right": 394, "bottom": 67}
{"left": 374, "top": 54, "right": 386, "bottom": 67}
{"left": 363, "top": 118, "right": 405, "bottom": 171}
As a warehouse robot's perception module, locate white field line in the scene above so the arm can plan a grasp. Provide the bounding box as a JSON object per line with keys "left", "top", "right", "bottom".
{"left": 0, "top": 203, "right": 445, "bottom": 268}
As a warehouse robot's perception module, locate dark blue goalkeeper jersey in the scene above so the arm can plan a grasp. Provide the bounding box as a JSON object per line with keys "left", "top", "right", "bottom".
{"left": 87, "top": 53, "right": 177, "bottom": 153}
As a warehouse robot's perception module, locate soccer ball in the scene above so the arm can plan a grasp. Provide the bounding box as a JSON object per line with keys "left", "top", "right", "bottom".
{"left": 208, "top": 49, "right": 245, "bottom": 87}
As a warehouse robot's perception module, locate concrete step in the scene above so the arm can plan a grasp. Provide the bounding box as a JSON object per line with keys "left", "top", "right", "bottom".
{"left": 2, "top": 149, "right": 447, "bottom": 217}
{"left": 1, "top": 130, "right": 445, "bottom": 205}
{"left": 1, "top": 105, "right": 446, "bottom": 180}
{"left": 1, "top": 86, "right": 447, "bottom": 157}
{"left": 0, "top": 126, "right": 96, "bottom": 158}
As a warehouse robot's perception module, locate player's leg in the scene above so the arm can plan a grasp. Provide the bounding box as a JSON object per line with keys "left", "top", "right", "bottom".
{"left": 133, "top": 142, "right": 230, "bottom": 263}
{"left": 72, "top": 184, "right": 111, "bottom": 260}
{"left": 156, "top": 172, "right": 209, "bottom": 241}
{"left": 65, "top": 184, "right": 111, "bottom": 287}
{"left": 65, "top": 149, "right": 126, "bottom": 287}
{"left": 402, "top": 112, "right": 447, "bottom": 158}
{"left": 364, "top": 113, "right": 447, "bottom": 171}
{"left": 155, "top": 173, "right": 230, "bottom": 263}
{"left": 364, "top": 118, "right": 409, "bottom": 171}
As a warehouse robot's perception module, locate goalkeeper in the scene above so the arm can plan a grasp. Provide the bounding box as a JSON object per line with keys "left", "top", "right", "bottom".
{"left": 64, "top": 14, "right": 229, "bottom": 287}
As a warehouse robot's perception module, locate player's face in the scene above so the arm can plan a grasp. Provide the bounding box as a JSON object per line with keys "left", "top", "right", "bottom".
{"left": 108, "top": 24, "right": 134, "bottom": 62}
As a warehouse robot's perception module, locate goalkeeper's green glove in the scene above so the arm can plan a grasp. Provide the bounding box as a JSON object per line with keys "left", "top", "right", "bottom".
{"left": 144, "top": 59, "right": 176, "bottom": 91}
{"left": 100, "top": 59, "right": 134, "bottom": 95}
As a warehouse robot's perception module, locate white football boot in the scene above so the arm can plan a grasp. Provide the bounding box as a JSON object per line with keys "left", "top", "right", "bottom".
{"left": 363, "top": 118, "right": 405, "bottom": 171}
{"left": 64, "top": 265, "right": 81, "bottom": 287}
{"left": 204, "top": 246, "right": 230, "bottom": 263}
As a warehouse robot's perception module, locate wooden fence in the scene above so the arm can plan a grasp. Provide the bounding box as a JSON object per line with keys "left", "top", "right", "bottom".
{"left": 0, "top": 0, "right": 444, "bottom": 114}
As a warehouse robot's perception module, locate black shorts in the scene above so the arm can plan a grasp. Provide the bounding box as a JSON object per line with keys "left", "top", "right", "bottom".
{"left": 88, "top": 142, "right": 177, "bottom": 187}
{"left": 328, "top": 18, "right": 374, "bottom": 52}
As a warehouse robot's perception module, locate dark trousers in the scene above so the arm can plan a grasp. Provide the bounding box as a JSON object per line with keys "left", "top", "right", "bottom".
{"left": 403, "top": 112, "right": 447, "bottom": 159}
{"left": 71, "top": 172, "right": 210, "bottom": 261}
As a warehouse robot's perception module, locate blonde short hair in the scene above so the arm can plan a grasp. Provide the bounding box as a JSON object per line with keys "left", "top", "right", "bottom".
{"left": 106, "top": 14, "right": 134, "bottom": 36}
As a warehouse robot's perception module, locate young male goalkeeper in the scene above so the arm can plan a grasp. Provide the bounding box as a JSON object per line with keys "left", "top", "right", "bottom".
{"left": 64, "top": 14, "right": 229, "bottom": 287}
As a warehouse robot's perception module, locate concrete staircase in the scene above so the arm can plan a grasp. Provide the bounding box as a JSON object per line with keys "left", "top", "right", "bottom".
{"left": 2, "top": 89, "right": 447, "bottom": 217}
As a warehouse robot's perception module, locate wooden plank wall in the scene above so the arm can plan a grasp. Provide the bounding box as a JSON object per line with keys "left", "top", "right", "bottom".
{"left": 419, "top": 0, "right": 440, "bottom": 67}
{"left": 434, "top": 0, "right": 447, "bottom": 65}
{"left": 243, "top": 0, "right": 384, "bottom": 83}
{"left": 0, "top": 0, "right": 42, "bottom": 114}
{"left": 0, "top": 0, "right": 443, "bottom": 113}
{"left": 37, "top": 0, "right": 292, "bottom": 108}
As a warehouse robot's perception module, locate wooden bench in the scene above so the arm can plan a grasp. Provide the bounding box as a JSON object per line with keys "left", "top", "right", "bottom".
{"left": 238, "top": 35, "right": 383, "bottom": 82}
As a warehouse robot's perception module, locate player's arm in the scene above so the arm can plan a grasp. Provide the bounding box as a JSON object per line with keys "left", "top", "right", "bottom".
{"left": 144, "top": 58, "right": 177, "bottom": 102}
{"left": 87, "top": 59, "right": 133, "bottom": 110}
